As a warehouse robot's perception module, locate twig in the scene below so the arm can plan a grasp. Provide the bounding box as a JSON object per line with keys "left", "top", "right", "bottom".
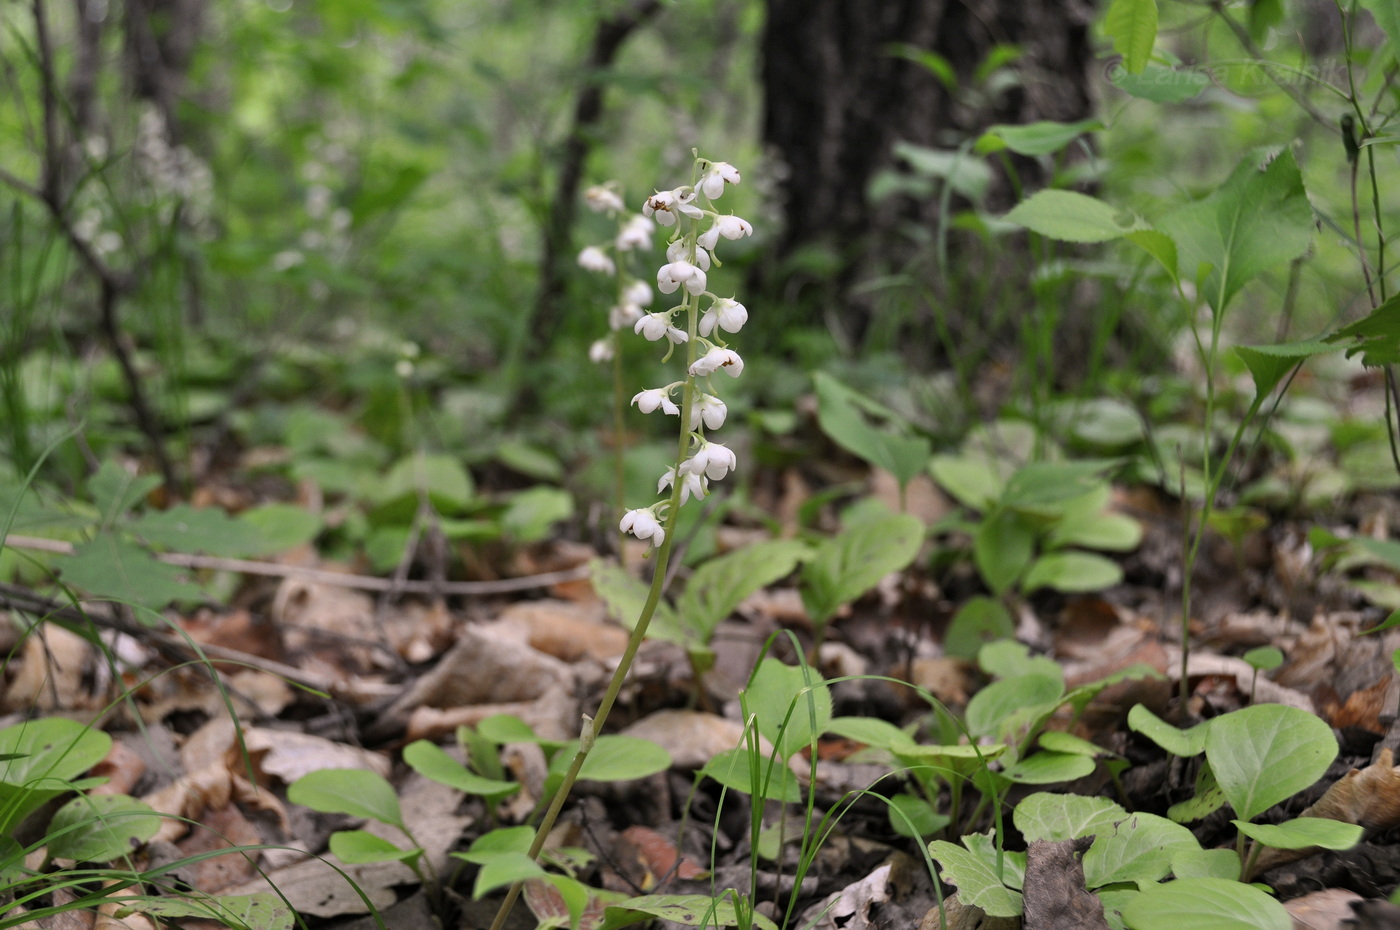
{"left": 2, "top": 533, "right": 591, "bottom": 595}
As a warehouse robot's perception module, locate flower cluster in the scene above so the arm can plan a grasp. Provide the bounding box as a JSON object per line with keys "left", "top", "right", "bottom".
{"left": 577, "top": 183, "right": 658, "bottom": 363}
{"left": 619, "top": 157, "right": 753, "bottom": 548}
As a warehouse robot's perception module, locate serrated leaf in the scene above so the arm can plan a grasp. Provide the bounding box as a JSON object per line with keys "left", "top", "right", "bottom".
{"left": 1015, "top": 792, "right": 1126, "bottom": 843}
{"left": 801, "top": 512, "right": 924, "bottom": 626}
{"left": 87, "top": 461, "right": 161, "bottom": 524}
{"left": 287, "top": 768, "right": 404, "bottom": 829}
{"left": 1235, "top": 340, "right": 1335, "bottom": 400}
{"left": 928, "top": 836, "right": 1024, "bottom": 917}
{"left": 1120, "top": 877, "right": 1290, "bottom": 930}
{"left": 1082, "top": 811, "right": 1201, "bottom": 887}
{"left": 1022, "top": 551, "right": 1123, "bottom": 593}
{"left": 1004, "top": 190, "right": 1146, "bottom": 243}
{"left": 1232, "top": 817, "right": 1363, "bottom": 851}
{"left": 123, "top": 893, "right": 294, "bottom": 930}
{"left": 1204, "top": 704, "right": 1337, "bottom": 822}
{"left": 46, "top": 794, "right": 160, "bottom": 862}
{"left": 1324, "top": 294, "right": 1400, "bottom": 368}
{"left": 63, "top": 533, "right": 201, "bottom": 610}
{"left": 130, "top": 505, "right": 274, "bottom": 558}
{"left": 677, "top": 540, "right": 808, "bottom": 643}
{"left": 1126, "top": 227, "right": 1181, "bottom": 280}
{"left": 1105, "top": 0, "right": 1158, "bottom": 74}
{"left": 813, "top": 373, "right": 931, "bottom": 488}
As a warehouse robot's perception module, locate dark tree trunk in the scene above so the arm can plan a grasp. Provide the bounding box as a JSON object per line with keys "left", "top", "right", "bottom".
{"left": 759, "top": 0, "right": 1096, "bottom": 345}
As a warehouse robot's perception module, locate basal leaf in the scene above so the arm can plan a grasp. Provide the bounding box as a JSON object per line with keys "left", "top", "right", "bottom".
{"left": 600, "top": 894, "right": 778, "bottom": 930}
{"left": 1014, "top": 792, "right": 1126, "bottom": 843}
{"left": 378, "top": 452, "right": 475, "bottom": 513}
{"left": 929, "top": 454, "right": 1004, "bottom": 510}
{"left": 813, "top": 373, "right": 931, "bottom": 488}
{"left": 287, "top": 768, "right": 404, "bottom": 829}
{"left": 328, "top": 829, "right": 421, "bottom": 865}
{"left": 1022, "top": 551, "right": 1123, "bottom": 593}
{"left": 699, "top": 747, "right": 800, "bottom": 803}
{"left": 973, "top": 509, "right": 1035, "bottom": 596}
{"left": 801, "top": 512, "right": 924, "bottom": 626}
{"left": 964, "top": 673, "right": 1064, "bottom": 741}
{"left": 123, "top": 893, "right": 294, "bottom": 930}
{"left": 677, "top": 540, "right": 808, "bottom": 643}
{"left": 1204, "top": 704, "right": 1337, "bottom": 822}
{"left": 1232, "top": 817, "right": 1363, "bottom": 851}
{"left": 928, "top": 836, "right": 1023, "bottom": 917}
{"left": 402, "top": 740, "right": 519, "bottom": 801}
{"left": 943, "top": 596, "right": 1015, "bottom": 660}
{"left": 1002, "top": 751, "right": 1096, "bottom": 784}
{"left": 1127, "top": 704, "right": 1210, "bottom": 757}
{"left": 547, "top": 735, "right": 671, "bottom": 783}
{"left": 1081, "top": 812, "right": 1201, "bottom": 888}
{"left": 1120, "top": 877, "right": 1290, "bottom": 930}
{"left": 589, "top": 558, "right": 684, "bottom": 645}
{"left": 46, "top": 794, "right": 160, "bottom": 863}
{"left": 744, "top": 658, "right": 832, "bottom": 759}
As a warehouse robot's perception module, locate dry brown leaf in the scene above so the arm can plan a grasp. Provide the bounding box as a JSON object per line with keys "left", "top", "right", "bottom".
{"left": 239, "top": 727, "right": 391, "bottom": 785}
{"left": 523, "top": 878, "right": 611, "bottom": 930}
{"left": 497, "top": 599, "right": 628, "bottom": 662}
{"left": 89, "top": 741, "right": 147, "bottom": 797}
{"left": 618, "top": 825, "right": 709, "bottom": 887}
{"left": 1303, "top": 747, "right": 1400, "bottom": 830}
{"left": 1021, "top": 837, "right": 1108, "bottom": 930}
{"left": 179, "top": 608, "right": 282, "bottom": 661}
{"left": 175, "top": 803, "right": 264, "bottom": 893}
{"left": 917, "top": 894, "right": 1020, "bottom": 930}
{"left": 799, "top": 863, "right": 895, "bottom": 930}
{"left": 1332, "top": 673, "right": 1396, "bottom": 734}
{"left": 380, "top": 599, "right": 455, "bottom": 664}
{"left": 1284, "top": 888, "right": 1364, "bottom": 930}
{"left": 403, "top": 684, "right": 577, "bottom": 743}
{"left": 906, "top": 657, "right": 975, "bottom": 707}
{"left": 2, "top": 624, "right": 97, "bottom": 712}
{"left": 143, "top": 765, "right": 234, "bottom": 844}
{"left": 272, "top": 577, "right": 388, "bottom": 673}
{"left": 621, "top": 709, "right": 771, "bottom": 769}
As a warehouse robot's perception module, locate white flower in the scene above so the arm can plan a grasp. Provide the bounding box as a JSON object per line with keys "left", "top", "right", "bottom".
{"left": 698, "top": 214, "right": 753, "bottom": 251}
{"left": 667, "top": 239, "right": 711, "bottom": 272}
{"left": 657, "top": 260, "right": 707, "bottom": 295}
{"left": 699, "top": 298, "right": 748, "bottom": 337}
{"left": 634, "top": 313, "right": 688, "bottom": 344}
{"left": 631, "top": 388, "right": 680, "bottom": 416}
{"left": 659, "top": 467, "right": 707, "bottom": 504}
{"left": 689, "top": 346, "right": 744, "bottom": 378}
{"left": 682, "top": 441, "right": 737, "bottom": 481}
{"left": 577, "top": 246, "right": 615, "bottom": 275}
{"left": 691, "top": 393, "right": 728, "bottom": 430}
{"left": 589, "top": 338, "right": 614, "bottom": 363}
{"left": 585, "top": 185, "right": 626, "bottom": 214}
{"left": 609, "top": 302, "right": 644, "bottom": 331}
{"left": 698, "top": 161, "right": 741, "bottom": 200}
{"left": 616, "top": 214, "right": 654, "bottom": 252}
{"left": 620, "top": 508, "right": 665, "bottom": 547}
{"left": 643, "top": 189, "right": 704, "bottom": 227}
{"left": 623, "top": 279, "right": 653, "bottom": 306}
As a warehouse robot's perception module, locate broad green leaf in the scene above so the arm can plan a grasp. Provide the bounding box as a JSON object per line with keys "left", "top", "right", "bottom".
{"left": 890, "top": 739, "right": 1006, "bottom": 774}
{"left": 824, "top": 716, "right": 908, "bottom": 750}
{"left": 1052, "top": 397, "right": 1146, "bottom": 449}
{"left": 64, "top": 533, "right": 202, "bottom": 610}
{"left": 1104, "top": 0, "right": 1158, "bottom": 74}
{"left": 943, "top": 596, "right": 1015, "bottom": 660}
{"left": 546, "top": 735, "right": 671, "bottom": 784}
{"left": 288, "top": 768, "right": 404, "bottom": 829}
{"left": 378, "top": 453, "right": 475, "bottom": 513}
{"left": 0, "top": 718, "right": 111, "bottom": 788}
{"left": 976, "top": 119, "right": 1104, "bottom": 156}
{"left": 887, "top": 792, "right": 949, "bottom": 838}
{"left": 929, "top": 454, "right": 1005, "bottom": 510}
{"left": 1112, "top": 63, "right": 1209, "bottom": 102}
{"left": 744, "top": 658, "right": 832, "bottom": 758}
{"left": 1235, "top": 341, "right": 1335, "bottom": 400}
{"left": 1361, "top": 607, "right": 1400, "bottom": 635}
{"left": 1004, "top": 190, "right": 1145, "bottom": 243}
{"left": 472, "top": 851, "right": 546, "bottom": 899}
{"left": 458, "top": 825, "right": 534, "bottom": 861}
{"left": 1001, "top": 461, "right": 1112, "bottom": 511}
{"left": 1204, "top": 704, "right": 1337, "bottom": 822}
{"left": 495, "top": 439, "right": 565, "bottom": 482}
{"left": 237, "top": 503, "right": 323, "bottom": 553}
{"left": 979, "top": 640, "right": 1063, "bottom": 682}
{"left": 329, "top": 830, "right": 421, "bottom": 865}
{"left": 928, "top": 836, "right": 1023, "bottom": 917}
{"left": 87, "top": 461, "right": 162, "bottom": 524}
{"left": 813, "top": 373, "right": 931, "bottom": 488}
{"left": 1167, "top": 764, "right": 1227, "bottom": 823}
{"left": 1170, "top": 847, "right": 1240, "bottom": 881}
{"left": 801, "top": 512, "right": 924, "bottom": 626}
{"left": 677, "top": 540, "right": 808, "bottom": 643}
{"left": 1158, "top": 148, "right": 1314, "bottom": 315}
{"left": 1233, "top": 817, "right": 1363, "bottom": 851}
{"left": 1325, "top": 294, "right": 1400, "bottom": 368}
{"left": 973, "top": 509, "right": 1035, "bottom": 596}
{"left": 1127, "top": 704, "right": 1209, "bottom": 757}
{"left": 890, "top": 141, "right": 991, "bottom": 201}
{"left": 122, "top": 893, "right": 294, "bottom": 930}
{"left": 1126, "top": 228, "right": 1181, "bottom": 280}
{"left": 1358, "top": 0, "right": 1400, "bottom": 53}
{"left": 1002, "top": 751, "right": 1096, "bottom": 784}
{"left": 1046, "top": 512, "right": 1142, "bottom": 552}
{"left": 46, "top": 794, "right": 160, "bottom": 862}
{"left": 1014, "top": 792, "right": 1126, "bottom": 843}
{"left": 699, "top": 748, "right": 800, "bottom": 803}
{"left": 501, "top": 487, "right": 573, "bottom": 544}
{"left": 1022, "top": 551, "right": 1123, "bottom": 593}
{"left": 600, "top": 894, "right": 778, "bottom": 930}
{"left": 476, "top": 715, "right": 556, "bottom": 747}
{"left": 1120, "top": 877, "right": 1290, "bottom": 930}
{"left": 1082, "top": 812, "right": 1201, "bottom": 888}
{"left": 964, "top": 673, "right": 1064, "bottom": 740}
{"left": 1038, "top": 732, "right": 1107, "bottom": 757}
{"left": 589, "top": 558, "right": 684, "bottom": 645}
{"left": 1242, "top": 647, "right": 1284, "bottom": 671}
{"left": 402, "top": 740, "right": 519, "bottom": 800}
{"left": 130, "top": 505, "right": 273, "bottom": 558}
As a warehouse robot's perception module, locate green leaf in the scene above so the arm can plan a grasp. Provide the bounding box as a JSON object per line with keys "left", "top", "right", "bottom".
{"left": 1170, "top": 847, "right": 1240, "bottom": 881}
{"left": 237, "top": 503, "right": 323, "bottom": 553}
{"left": 329, "top": 829, "right": 421, "bottom": 865}
{"left": 63, "top": 533, "right": 202, "bottom": 610}
{"left": 1046, "top": 511, "right": 1142, "bottom": 552}
{"left": 1104, "top": 0, "right": 1158, "bottom": 74}
{"left": 0, "top": 718, "right": 111, "bottom": 836}
{"left": 547, "top": 736, "right": 671, "bottom": 783}
{"left": 976, "top": 119, "right": 1104, "bottom": 156}
{"left": 1158, "top": 148, "right": 1314, "bottom": 315}
{"left": 1235, "top": 341, "right": 1335, "bottom": 400}
{"left": 887, "top": 792, "right": 950, "bottom": 838}
{"left": 1358, "top": 0, "right": 1400, "bottom": 53}
{"left": 1168, "top": 764, "right": 1227, "bottom": 823}
{"left": 1082, "top": 812, "right": 1202, "bottom": 887}
{"left": 929, "top": 454, "right": 1005, "bottom": 510}
{"left": 46, "top": 794, "right": 160, "bottom": 862}
{"left": 589, "top": 558, "right": 684, "bottom": 645}
{"left": 1242, "top": 647, "right": 1284, "bottom": 671}
{"left": 501, "top": 486, "right": 573, "bottom": 544}
{"left": 471, "top": 851, "right": 546, "bottom": 899}
{"left": 1112, "top": 64, "right": 1209, "bottom": 103}
{"left": 287, "top": 768, "right": 404, "bottom": 829}
{"left": 1205, "top": 704, "right": 1337, "bottom": 822}
{"left": 1022, "top": 551, "right": 1123, "bottom": 593}
{"left": 964, "top": 673, "right": 1064, "bottom": 741}
{"left": 973, "top": 509, "right": 1035, "bottom": 595}
{"left": 677, "top": 540, "right": 808, "bottom": 644}
{"left": 1002, "top": 751, "right": 1096, "bottom": 784}
{"left": 800, "top": 512, "right": 924, "bottom": 627}
{"left": 600, "top": 894, "right": 778, "bottom": 930}
{"left": 1120, "top": 877, "right": 1290, "bottom": 930}
{"left": 1038, "top": 732, "right": 1108, "bottom": 757}
{"left": 1234, "top": 817, "right": 1362, "bottom": 851}
{"left": 813, "top": 373, "right": 931, "bottom": 488}
{"left": 123, "top": 893, "right": 294, "bottom": 930}
{"left": 1127, "top": 704, "right": 1210, "bottom": 757}
{"left": 1014, "top": 792, "right": 1126, "bottom": 843}
{"left": 457, "top": 825, "right": 534, "bottom": 861}
{"left": 1325, "top": 294, "right": 1400, "bottom": 368}
{"left": 1004, "top": 190, "right": 1145, "bottom": 243}
{"left": 824, "top": 716, "right": 908, "bottom": 750}
{"left": 1051, "top": 397, "right": 1146, "bottom": 449}
{"left": 979, "top": 640, "right": 1063, "bottom": 681}
{"left": 745, "top": 658, "right": 832, "bottom": 759}
{"left": 890, "top": 141, "right": 991, "bottom": 201}
{"left": 943, "top": 596, "right": 1015, "bottom": 660}
{"left": 402, "top": 740, "right": 519, "bottom": 801}
{"left": 87, "top": 461, "right": 161, "bottom": 524}
{"left": 1126, "top": 228, "right": 1181, "bottom": 280}
{"left": 1001, "top": 461, "right": 1112, "bottom": 512}
{"left": 928, "top": 836, "right": 1024, "bottom": 917}
{"left": 377, "top": 453, "right": 475, "bottom": 513}
{"left": 699, "top": 747, "right": 801, "bottom": 803}
{"left": 130, "top": 505, "right": 276, "bottom": 558}
{"left": 1362, "top": 608, "right": 1400, "bottom": 635}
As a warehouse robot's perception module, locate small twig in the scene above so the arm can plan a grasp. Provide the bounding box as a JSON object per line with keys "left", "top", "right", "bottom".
{"left": 2, "top": 533, "right": 591, "bottom": 595}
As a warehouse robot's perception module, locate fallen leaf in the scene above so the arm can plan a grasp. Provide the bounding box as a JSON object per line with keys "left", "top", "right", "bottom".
{"left": 1021, "top": 837, "right": 1109, "bottom": 930}
{"left": 1284, "top": 888, "right": 1363, "bottom": 930}
{"left": 618, "top": 825, "right": 709, "bottom": 888}
{"left": 239, "top": 727, "right": 391, "bottom": 785}
{"left": 799, "top": 862, "right": 893, "bottom": 930}
{"left": 497, "top": 599, "right": 628, "bottom": 662}
{"left": 621, "top": 710, "right": 772, "bottom": 769}
{"left": 89, "top": 741, "right": 147, "bottom": 797}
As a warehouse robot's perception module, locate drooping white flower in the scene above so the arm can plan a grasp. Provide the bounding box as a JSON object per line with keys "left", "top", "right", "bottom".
{"left": 634, "top": 313, "right": 688, "bottom": 344}
{"left": 668, "top": 239, "right": 711, "bottom": 272}
{"left": 615, "top": 214, "right": 654, "bottom": 252}
{"left": 643, "top": 189, "right": 704, "bottom": 227}
{"left": 620, "top": 508, "right": 665, "bottom": 547}
{"left": 657, "top": 260, "right": 707, "bottom": 296}
{"left": 698, "top": 214, "right": 753, "bottom": 251}
{"left": 577, "top": 246, "right": 615, "bottom": 275}
{"left": 631, "top": 388, "right": 680, "bottom": 416}
{"left": 623, "top": 279, "right": 653, "bottom": 307}
{"left": 609, "top": 302, "right": 645, "bottom": 331}
{"left": 699, "top": 298, "right": 748, "bottom": 338}
{"left": 698, "top": 162, "right": 741, "bottom": 200}
{"left": 585, "top": 185, "right": 626, "bottom": 214}
{"left": 691, "top": 393, "right": 728, "bottom": 431}
{"left": 682, "top": 441, "right": 737, "bottom": 481}
{"left": 588, "top": 338, "right": 614, "bottom": 363}
{"left": 689, "top": 346, "right": 744, "bottom": 378}
{"left": 658, "top": 467, "right": 707, "bottom": 504}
